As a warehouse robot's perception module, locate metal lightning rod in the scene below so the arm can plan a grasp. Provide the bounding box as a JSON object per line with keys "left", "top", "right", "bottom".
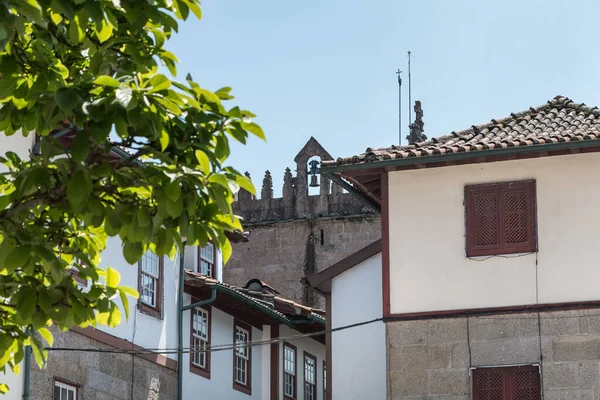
{"left": 408, "top": 50, "right": 412, "bottom": 127}
{"left": 396, "top": 69, "right": 402, "bottom": 145}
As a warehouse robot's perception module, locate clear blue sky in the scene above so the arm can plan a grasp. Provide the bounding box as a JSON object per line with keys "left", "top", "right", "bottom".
{"left": 168, "top": 0, "right": 600, "bottom": 195}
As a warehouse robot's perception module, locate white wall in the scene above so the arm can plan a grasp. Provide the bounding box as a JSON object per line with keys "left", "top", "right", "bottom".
{"left": 388, "top": 152, "right": 600, "bottom": 314}
{"left": 95, "top": 237, "right": 180, "bottom": 360}
{"left": 331, "top": 253, "right": 386, "bottom": 400}
{"left": 0, "top": 130, "right": 34, "bottom": 162}
{"left": 278, "top": 325, "right": 326, "bottom": 400}
{"left": 181, "top": 306, "right": 262, "bottom": 399}
{"left": 1, "top": 367, "right": 23, "bottom": 400}
{"left": 0, "top": 132, "right": 37, "bottom": 398}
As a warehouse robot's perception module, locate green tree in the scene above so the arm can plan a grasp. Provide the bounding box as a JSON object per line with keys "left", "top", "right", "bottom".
{"left": 0, "top": 0, "right": 262, "bottom": 392}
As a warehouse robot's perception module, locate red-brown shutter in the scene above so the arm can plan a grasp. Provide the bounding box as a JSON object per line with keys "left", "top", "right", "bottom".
{"left": 511, "top": 367, "right": 541, "bottom": 400}
{"left": 500, "top": 182, "right": 536, "bottom": 254}
{"left": 473, "top": 366, "right": 540, "bottom": 400}
{"left": 466, "top": 180, "right": 536, "bottom": 257}
{"left": 473, "top": 368, "right": 504, "bottom": 400}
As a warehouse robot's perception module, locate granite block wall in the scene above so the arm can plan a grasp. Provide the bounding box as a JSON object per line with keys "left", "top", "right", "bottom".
{"left": 28, "top": 329, "right": 176, "bottom": 400}
{"left": 225, "top": 215, "right": 381, "bottom": 309}
{"left": 386, "top": 309, "right": 600, "bottom": 399}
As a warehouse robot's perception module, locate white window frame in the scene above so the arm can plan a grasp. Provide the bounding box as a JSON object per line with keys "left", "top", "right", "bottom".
{"left": 323, "top": 361, "right": 327, "bottom": 398}
{"left": 140, "top": 250, "right": 160, "bottom": 308}
{"left": 198, "top": 242, "right": 215, "bottom": 278}
{"left": 283, "top": 344, "right": 296, "bottom": 398}
{"left": 234, "top": 325, "right": 250, "bottom": 386}
{"left": 191, "top": 308, "right": 209, "bottom": 369}
{"left": 304, "top": 353, "right": 316, "bottom": 400}
{"left": 54, "top": 380, "right": 77, "bottom": 400}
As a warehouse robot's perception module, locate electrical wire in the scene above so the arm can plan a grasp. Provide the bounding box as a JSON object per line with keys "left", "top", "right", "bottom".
{"left": 43, "top": 307, "right": 600, "bottom": 357}
{"left": 46, "top": 316, "right": 385, "bottom": 356}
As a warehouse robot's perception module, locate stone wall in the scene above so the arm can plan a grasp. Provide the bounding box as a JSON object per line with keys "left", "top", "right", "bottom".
{"left": 29, "top": 329, "right": 176, "bottom": 400}
{"left": 227, "top": 137, "right": 380, "bottom": 309}
{"left": 386, "top": 309, "right": 600, "bottom": 399}
{"left": 225, "top": 215, "right": 381, "bottom": 309}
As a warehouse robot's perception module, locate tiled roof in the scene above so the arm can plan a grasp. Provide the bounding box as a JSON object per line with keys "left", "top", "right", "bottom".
{"left": 326, "top": 96, "right": 600, "bottom": 167}
{"left": 184, "top": 271, "right": 325, "bottom": 325}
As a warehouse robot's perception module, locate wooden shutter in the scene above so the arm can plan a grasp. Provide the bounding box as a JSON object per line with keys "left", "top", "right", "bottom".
{"left": 510, "top": 367, "right": 541, "bottom": 400}
{"left": 500, "top": 182, "right": 536, "bottom": 254}
{"left": 466, "top": 180, "right": 536, "bottom": 257}
{"left": 473, "top": 368, "right": 503, "bottom": 400}
{"left": 473, "top": 366, "right": 540, "bottom": 400}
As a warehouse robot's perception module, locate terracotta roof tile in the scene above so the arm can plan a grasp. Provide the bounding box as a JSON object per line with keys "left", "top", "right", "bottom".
{"left": 326, "top": 96, "right": 600, "bottom": 167}
{"left": 184, "top": 271, "right": 325, "bottom": 324}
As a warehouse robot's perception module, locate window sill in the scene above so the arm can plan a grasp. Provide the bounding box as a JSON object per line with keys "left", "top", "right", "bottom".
{"left": 466, "top": 247, "right": 537, "bottom": 258}
{"left": 233, "top": 382, "right": 251, "bottom": 396}
{"left": 138, "top": 303, "right": 162, "bottom": 320}
{"left": 190, "top": 364, "right": 210, "bottom": 379}
{"left": 283, "top": 395, "right": 296, "bottom": 400}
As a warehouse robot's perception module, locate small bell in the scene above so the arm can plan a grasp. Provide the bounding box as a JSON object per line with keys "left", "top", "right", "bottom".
{"left": 309, "top": 174, "right": 320, "bottom": 188}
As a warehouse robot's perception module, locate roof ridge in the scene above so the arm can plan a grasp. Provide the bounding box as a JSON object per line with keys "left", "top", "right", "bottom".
{"left": 326, "top": 95, "right": 600, "bottom": 167}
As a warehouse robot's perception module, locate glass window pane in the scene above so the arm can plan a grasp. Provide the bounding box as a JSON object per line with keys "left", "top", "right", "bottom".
{"left": 200, "top": 243, "right": 214, "bottom": 262}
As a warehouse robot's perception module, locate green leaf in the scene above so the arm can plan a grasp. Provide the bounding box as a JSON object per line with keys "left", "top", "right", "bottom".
{"left": 69, "top": 14, "right": 85, "bottom": 43}
{"left": 71, "top": 131, "right": 90, "bottom": 163}
{"left": 166, "top": 197, "right": 183, "bottom": 218}
{"left": 155, "top": 228, "right": 173, "bottom": 256}
{"left": 32, "top": 310, "right": 48, "bottom": 329}
{"left": 18, "top": 0, "right": 44, "bottom": 25}
{"left": 0, "top": 78, "right": 17, "bottom": 99}
{"left": 195, "top": 150, "right": 210, "bottom": 174}
{"left": 52, "top": 0, "right": 75, "bottom": 19}
{"left": 67, "top": 169, "right": 92, "bottom": 206}
{"left": 221, "top": 238, "right": 232, "bottom": 264}
{"left": 166, "top": 181, "right": 181, "bottom": 202}
{"left": 118, "top": 289, "right": 129, "bottom": 320}
{"left": 123, "top": 241, "right": 144, "bottom": 265}
{"left": 106, "top": 267, "right": 120, "bottom": 288}
{"left": 119, "top": 286, "right": 139, "bottom": 299}
{"left": 94, "top": 75, "right": 120, "bottom": 88}
{"left": 4, "top": 246, "right": 31, "bottom": 271}
{"left": 115, "top": 87, "right": 136, "bottom": 110}
{"left": 96, "top": 311, "right": 109, "bottom": 325}
{"left": 95, "top": 19, "right": 113, "bottom": 43}
{"left": 147, "top": 74, "right": 171, "bottom": 93}
{"left": 159, "top": 130, "right": 169, "bottom": 151}
{"left": 15, "top": 286, "right": 37, "bottom": 321}
{"left": 183, "top": 0, "right": 202, "bottom": 19}
{"left": 31, "top": 337, "right": 47, "bottom": 368}
{"left": 235, "top": 174, "right": 256, "bottom": 195}
{"left": 108, "top": 304, "right": 122, "bottom": 327}
{"left": 38, "top": 327, "right": 54, "bottom": 346}
{"left": 55, "top": 88, "right": 79, "bottom": 113}
{"left": 137, "top": 207, "right": 151, "bottom": 228}
{"left": 243, "top": 122, "right": 266, "bottom": 140}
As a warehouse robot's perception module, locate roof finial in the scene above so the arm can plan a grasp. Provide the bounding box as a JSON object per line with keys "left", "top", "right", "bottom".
{"left": 261, "top": 170, "right": 273, "bottom": 199}
{"left": 406, "top": 101, "right": 427, "bottom": 145}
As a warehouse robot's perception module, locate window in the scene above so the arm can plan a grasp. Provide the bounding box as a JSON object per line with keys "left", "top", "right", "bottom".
{"left": 473, "top": 365, "right": 540, "bottom": 400}
{"left": 283, "top": 343, "right": 297, "bottom": 399}
{"left": 233, "top": 320, "right": 251, "bottom": 395}
{"left": 54, "top": 379, "right": 77, "bottom": 400}
{"left": 303, "top": 352, "right": 316, "bottom": 400}
{"left": 138, "top": 250, "right": 163, "bottom": 318}
{"left": 190, "top": 306, "right": 211, "bottom": 379}
{"left": 465, "top": 180, "right": 536, "bottom": 257}
{"left": 323, "top": 361, "right": 327, "bottom": 399}
{"left": 198, "top": 242, "right": 216, "bottom": 278}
